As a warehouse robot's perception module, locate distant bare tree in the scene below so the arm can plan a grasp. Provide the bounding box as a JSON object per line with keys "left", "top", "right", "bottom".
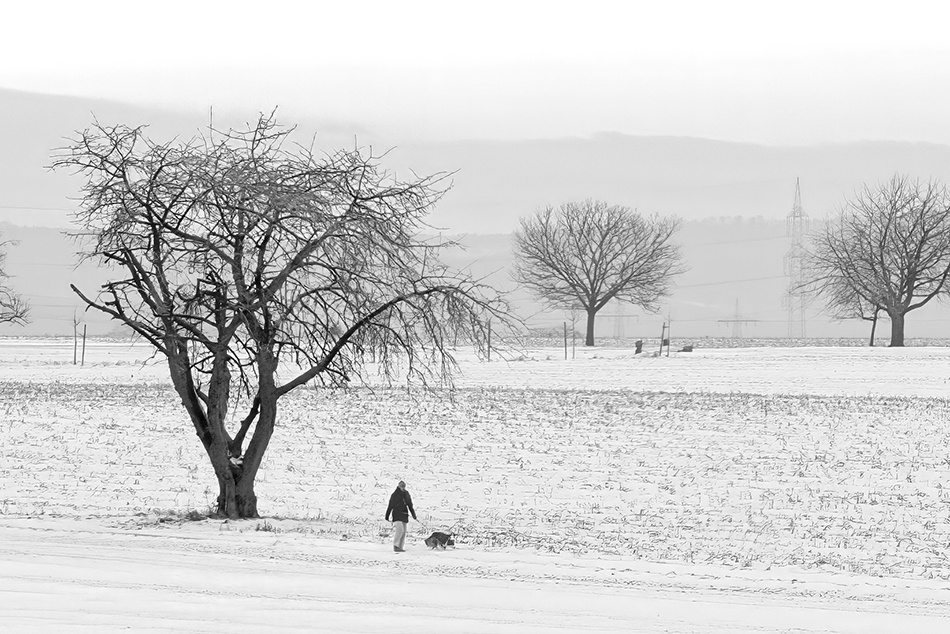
{"left": 513, "top": 200, "right": 683, "bottom": 346}
{"left": 53, "top": 114, "right": 506, "bottom": 519}
{"left": 803, "top": 175, "right": 950, "bottom": 347}
{"left": 0, "top": 235, "right": 28, "bottom": 325}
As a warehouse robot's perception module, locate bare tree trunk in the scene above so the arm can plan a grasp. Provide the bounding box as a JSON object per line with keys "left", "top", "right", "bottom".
{"left": 214, "top": 438, "right": 260, "bottom": 519}
{"left": 212, "top": 453, "right": 237, "bottom": 518}
{"left": 227, "top": 348, "right": 280, "bottom": 519}
{"left": 232, "top": 395, "right": 275, "bottom": 519}
{"left": 869, "top": 309, "right": 878, "bottom": 347}
{"left": 888, "top": 311, "right": 905, "bottom": 347}
{"left": 212, "top": 420, "right": 263, "bottom": 519}
{"left": 206, "top": 349, "right": 241, "bottom": 518}
{"left": 234, "top": 476, "right": 259, "bottom": 518}
{"left": 164, "top": 344, "right": 243, "bottom": 517}
{"left": 585, "top": 308, "right": 596, "bottom": 346}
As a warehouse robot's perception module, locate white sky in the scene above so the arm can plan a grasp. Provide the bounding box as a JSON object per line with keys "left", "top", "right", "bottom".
{"left": 4, "top": 0, "right": 950, "bottom": 143}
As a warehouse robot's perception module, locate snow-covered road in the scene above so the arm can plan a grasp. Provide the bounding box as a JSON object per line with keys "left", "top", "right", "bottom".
{"left": 3, "top": 517, "right": 949, "bottom": 633}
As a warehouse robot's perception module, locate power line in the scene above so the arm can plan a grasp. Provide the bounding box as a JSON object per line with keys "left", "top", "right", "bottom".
{"left": 25, "top": 293, "right": 81, "bottom": 300}
{"left": 0, "top": 204, "right": 76, "bottom": 213}
{"left": 674, "top": 274, "right": 787, "bottom": 289}
{"left": 688, "top": 234, "right": 789, "bottom": 247}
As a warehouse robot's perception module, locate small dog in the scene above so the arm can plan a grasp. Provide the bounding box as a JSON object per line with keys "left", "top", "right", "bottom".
{"left": 424, "top": 531, "right": 455, "bottom": 549}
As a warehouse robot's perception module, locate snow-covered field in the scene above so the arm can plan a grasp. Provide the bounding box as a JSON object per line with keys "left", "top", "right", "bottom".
{"left": 3, "top": 339, "right": 950, "bottom": 632}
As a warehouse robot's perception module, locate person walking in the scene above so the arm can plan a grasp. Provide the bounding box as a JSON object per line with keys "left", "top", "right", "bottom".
{"left": 385, "top": 480, "right": 417, "bottom": 552}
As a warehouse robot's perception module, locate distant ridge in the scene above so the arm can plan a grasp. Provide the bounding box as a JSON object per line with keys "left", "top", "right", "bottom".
{"left": 3, "top": 88, "right": 950, "bottom": 339}
{"left": 387, "top": 134, "right": 950, "bottom": 233}
{"left": 4, "top": 87, "right": 950, "bottom": 232}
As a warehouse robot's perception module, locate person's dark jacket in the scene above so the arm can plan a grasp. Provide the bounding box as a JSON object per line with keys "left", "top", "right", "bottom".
{"left": 385, "top": 487, "right": 417, "bottom": 523}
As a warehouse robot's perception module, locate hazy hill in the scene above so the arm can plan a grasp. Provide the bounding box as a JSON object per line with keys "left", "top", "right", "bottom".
{"left": 391, "top": 136, "right": 950, "bottom": 233}
{"left": 5, "top": 86, "right": 950, "bottom": 234}
{"left": 2, "top": 88, "right": 950, "bottom": 340}
{"left": 5, "top": 217, "right": 948, "bottom": 341}
{"left": 0, "top": 87, "right": 369, "bottom": 226}
{"left": 0, "top": 88, "right": 201, "bottom": 226}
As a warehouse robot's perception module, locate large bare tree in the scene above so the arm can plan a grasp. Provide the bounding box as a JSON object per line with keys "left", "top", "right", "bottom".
{"left": 803, "top": 175, "right": 950, "bottom": 347}
{"left": 53, "top": 115, "right": 505, "bottom": 518}
{"left": 513, "top": 200, "right": 683, "bottom": 346}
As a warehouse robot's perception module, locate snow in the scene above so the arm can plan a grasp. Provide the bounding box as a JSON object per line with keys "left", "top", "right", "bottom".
{"left": 4, "top": 339, "right": 950, "bottom": 397}
{"left": 4, "top": 516, "right": 950, "bottom": 633}
{"left": 3, "top": 339, "right": 950, "bottom": 631}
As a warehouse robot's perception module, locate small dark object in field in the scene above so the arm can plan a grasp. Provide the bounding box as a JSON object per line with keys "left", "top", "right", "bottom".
{"left": 424, "top": 531, "right": 455, "bottom": 549}
{"left": 680, "top": 345, "right": 694, "bottom": 352}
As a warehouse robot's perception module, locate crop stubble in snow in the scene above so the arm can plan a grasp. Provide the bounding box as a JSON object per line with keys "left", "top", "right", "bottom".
{"left": 4, "top": 376, "right": 950, "bottom": 581}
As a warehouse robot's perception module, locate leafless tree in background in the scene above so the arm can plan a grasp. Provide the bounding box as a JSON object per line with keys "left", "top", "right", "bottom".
{"left": 513, "top": 200, "right": 683, "bottom": 346}
{"left": 53, "top": 114, "right": 507, "bottom": 518}
{"left": 816, "top": 274, "right": 884, "bottom": 346}
{"left": 0, "top": 234, "right": 28, "bottom": 325}
{"left": 803, "top": 175, "right": 950, "bottom": 347}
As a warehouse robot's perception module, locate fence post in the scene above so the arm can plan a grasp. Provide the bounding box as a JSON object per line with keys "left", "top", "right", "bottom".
{"left": 81, "top": 325, "right": 87, "bottom": 366}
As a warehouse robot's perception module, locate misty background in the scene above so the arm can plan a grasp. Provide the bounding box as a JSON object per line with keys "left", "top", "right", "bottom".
{"left": 3, "top": 1, "right": 950, "bottom": 342}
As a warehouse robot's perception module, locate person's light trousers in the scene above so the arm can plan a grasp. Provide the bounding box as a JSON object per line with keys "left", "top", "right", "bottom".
{"left": 393, "top": 521, "right": 407, "bottom": 549}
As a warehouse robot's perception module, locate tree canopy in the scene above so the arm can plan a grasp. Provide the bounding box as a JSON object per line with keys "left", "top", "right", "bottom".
{"left": 803, "top": 174, "right": 950, "bottom": 347}
{"left": 513, "top": 200, "right": 682, "bottom": 346}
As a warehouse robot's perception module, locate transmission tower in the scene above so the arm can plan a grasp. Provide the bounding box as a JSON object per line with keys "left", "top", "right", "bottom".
{"left": 718, "top": 299, "right": 758, "bottom": 338}
{"left": 783, "top": 178, "right": 809, "bottom": 338}
{"left": 612, "top": 302, "right": 626, "bottom": 342}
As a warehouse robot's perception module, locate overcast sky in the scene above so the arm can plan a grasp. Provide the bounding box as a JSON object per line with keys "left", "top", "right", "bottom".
{"left": 4, "top": 1, "right": 950, "bottom": 144}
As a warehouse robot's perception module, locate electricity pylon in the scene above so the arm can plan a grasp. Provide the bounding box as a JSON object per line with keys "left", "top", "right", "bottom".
{"left": 784, "top": 178, "right": 809, "bottom": 338}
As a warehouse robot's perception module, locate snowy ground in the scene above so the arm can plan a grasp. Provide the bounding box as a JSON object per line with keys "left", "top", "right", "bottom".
{"left": 3, "top": 339, "right": 950, "bottom": 632}
{"left": 5, "top": 515, "right": 950, "bottom": 633}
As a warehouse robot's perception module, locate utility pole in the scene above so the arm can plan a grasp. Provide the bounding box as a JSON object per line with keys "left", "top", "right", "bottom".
{"left": 784, "top": 178, "right": 809, "bottom": 338}
{"left": 72, "top": 311, "right": 79, "bottom": 365}
{"left": 666, "top": 317, "right": 672, "bottom": 357}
